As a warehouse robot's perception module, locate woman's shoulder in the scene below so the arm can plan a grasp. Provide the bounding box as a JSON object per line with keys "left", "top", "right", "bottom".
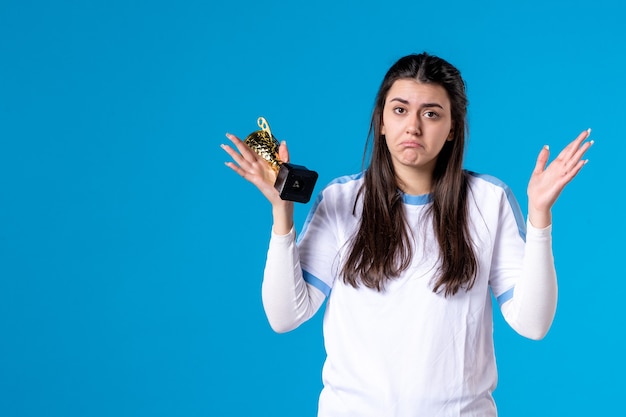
{"left": 326, "top": 172, "right": 365, "bottom": 188}
{"left": 464, "top": 170, "right": 524, "bottom": 223}
{"left": 464, "top": 170, "right": 526, "bottom": 235}
{"left": 318, "top": 172, "right": 364, "bottom": 196}
{"left": 306, "top": 172, "right": 364, "bottom": 211}
{"left": 465, "top": 170, "right": 515, "bottom": 196}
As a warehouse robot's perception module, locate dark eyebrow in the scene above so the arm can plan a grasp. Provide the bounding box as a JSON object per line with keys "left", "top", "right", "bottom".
{"left": 420, "top": 102, "right": 444, "bottom": 110}
{"left": 389, "top": 97, "right": 444, "bottom": 109}
{"left": 389, "top": 97, "right": 410, "bottom": 105}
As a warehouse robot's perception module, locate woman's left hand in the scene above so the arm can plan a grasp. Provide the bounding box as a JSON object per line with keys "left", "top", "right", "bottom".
{"left": 527, "top": 128, "right": 594, "bottom": 228}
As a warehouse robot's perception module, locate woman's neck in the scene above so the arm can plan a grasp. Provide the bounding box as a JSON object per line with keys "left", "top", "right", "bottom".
{"left": 394, "top": 166, "right": 433, "bottom": 195}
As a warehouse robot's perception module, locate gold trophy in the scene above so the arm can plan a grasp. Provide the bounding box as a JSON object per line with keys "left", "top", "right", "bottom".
{"left": 244, "top": 117, "right": 318, "bottom": 203}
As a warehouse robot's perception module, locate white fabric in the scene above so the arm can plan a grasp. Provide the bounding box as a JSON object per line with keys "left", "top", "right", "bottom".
{"left": 499, "top": 222, "right": 556, "bottom": 339}
{"left": 262, "top": 171, "right": 557, "bottom": 417}
{"left": 262, "top": 229, "right": 325, "bottom": 332}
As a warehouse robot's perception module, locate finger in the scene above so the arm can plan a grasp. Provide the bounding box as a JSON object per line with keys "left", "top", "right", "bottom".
{"left": 558, "top": 137, "right": 592, "bottom": 183}
{"left": 224, "top": 160, "right": 247, "bottom": 178}
{"left": 565, "top": 138, "right": 594, "bottom": 168}
{"left": 560, "top": 130, "right": 594, "bottom": 170}
{"left": 223, "top": 151, "right": 267, "bottom": 182}
{"left": 225, "top": 132, "right": 259, "bottom": 163}
{"left": 278, "top": 141, "right": 290, "bottom": 164}
{"left": 224, "top": 132, "right": 244, "bottom": 149}
{"left": 558, "top": 128, "right": 591, "bottom": 161}
{"left": 561, "top": 158, "right": 589, "bottom": 184}
{"left": 220, "top": 142, "right": 250, "bottom": 169}
{"left": 533, "top": 145, "right": 550, "bottom": 174}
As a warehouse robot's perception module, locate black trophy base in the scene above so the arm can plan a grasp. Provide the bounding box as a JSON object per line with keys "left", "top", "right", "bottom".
{"left": 274, "top": 163, "right": 319, "bottom": 203}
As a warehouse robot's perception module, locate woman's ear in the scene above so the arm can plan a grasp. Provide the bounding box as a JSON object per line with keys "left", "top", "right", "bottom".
{"left": 447, "top": 129, "right": 454, "bottom": 141}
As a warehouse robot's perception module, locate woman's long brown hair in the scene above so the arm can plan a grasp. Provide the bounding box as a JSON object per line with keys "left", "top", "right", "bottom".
{"left": 341, "top": 53, "right": 477, "bottom": 297}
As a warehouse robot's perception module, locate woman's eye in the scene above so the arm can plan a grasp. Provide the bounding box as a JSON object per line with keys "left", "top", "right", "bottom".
{"left": 394, "top": 107, "right": 406, "bottom": 114}
{"left": 424, "top": 111, "right": 439, "bottom": 118}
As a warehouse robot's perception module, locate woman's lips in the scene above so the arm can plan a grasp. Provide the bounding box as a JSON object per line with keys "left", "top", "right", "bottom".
{"left": 400, "top": 141, "right": 423, "bottom": 148}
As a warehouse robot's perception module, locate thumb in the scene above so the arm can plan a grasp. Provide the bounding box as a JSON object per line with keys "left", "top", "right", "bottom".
{"left": 533, "top": 144, "right": 550, "bottom": 174}
{"left": 278, "top": 140, "right": 290, "bottom": 164}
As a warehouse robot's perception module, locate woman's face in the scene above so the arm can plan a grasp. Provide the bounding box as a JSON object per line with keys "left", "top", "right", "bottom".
{"left": 382, "top": 79, "right": 453, "bottom": 183}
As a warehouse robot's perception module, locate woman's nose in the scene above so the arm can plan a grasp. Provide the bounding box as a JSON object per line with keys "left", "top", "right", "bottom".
{"left": 406, "top": 114, "right": 421, "bottom": 135}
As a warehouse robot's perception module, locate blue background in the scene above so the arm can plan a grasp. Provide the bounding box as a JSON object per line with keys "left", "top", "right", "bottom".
{"left": 1, "top": 0, "right": 624, "bottom": 415}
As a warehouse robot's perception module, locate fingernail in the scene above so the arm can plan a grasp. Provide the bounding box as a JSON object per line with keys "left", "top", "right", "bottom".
{"left": 281, "top": 140, "right": 287, "bottom": 146}
{"left": 544, "top": 145, "right": 549, "bottom": 150}
{"left": 589, "top": 140, "right": 595, "bottom": 145}
{"left": 587, "top": 128, "right": 592, "bottom": 135}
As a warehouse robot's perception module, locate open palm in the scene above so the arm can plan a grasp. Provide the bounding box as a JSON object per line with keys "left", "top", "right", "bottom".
{"left": 527, "top": 129, "right": 593, "bottom": 226}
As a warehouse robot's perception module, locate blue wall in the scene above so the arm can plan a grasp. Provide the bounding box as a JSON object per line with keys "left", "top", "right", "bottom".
{"left": 1, "top": 0, "right": 624, "bottom": 415}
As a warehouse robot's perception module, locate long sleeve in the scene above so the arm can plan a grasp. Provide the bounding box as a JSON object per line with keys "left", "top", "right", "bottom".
{"left": 500, "top": 221, "right": 557, "bottom": 340}
{"left": 261, "top": 227, "right": 327, "bottom": 333}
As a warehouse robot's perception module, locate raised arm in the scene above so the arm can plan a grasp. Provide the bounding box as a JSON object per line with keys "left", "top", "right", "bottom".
{"left": 501, "top": 129, "right": 593, "bottom": 340}
{"left": 221, "top": 133, "right": 325, "bottom": 332}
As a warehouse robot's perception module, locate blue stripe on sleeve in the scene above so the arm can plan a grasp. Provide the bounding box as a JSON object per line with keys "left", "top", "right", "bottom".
{"left": 303, "top": 270, "right": 331, "bottom": 297}
{"left": 297, "top": 172, "right": 364, "bottom": 244}
{"left": 467, "top": 171, "right": 527, "bottom": 241}
{"left": 496, "top": 287, "right": 515, "bottom": 306}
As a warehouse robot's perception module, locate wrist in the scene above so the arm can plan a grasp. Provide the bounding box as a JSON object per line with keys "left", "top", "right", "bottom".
{"left": 272, "top": 200, "right": 294, "bottom": 235}
{"left": 528, "top": 207, "right": 552, "bottom": 229}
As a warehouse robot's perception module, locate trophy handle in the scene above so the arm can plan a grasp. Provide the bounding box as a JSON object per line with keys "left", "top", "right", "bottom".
{"left": 257, "top": 116, "right": 273, "bottom": 139}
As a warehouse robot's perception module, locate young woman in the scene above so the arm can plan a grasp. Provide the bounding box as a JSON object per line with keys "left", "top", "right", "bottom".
{"left": 221, "top": 53, "right": 593, "bottom": 416}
